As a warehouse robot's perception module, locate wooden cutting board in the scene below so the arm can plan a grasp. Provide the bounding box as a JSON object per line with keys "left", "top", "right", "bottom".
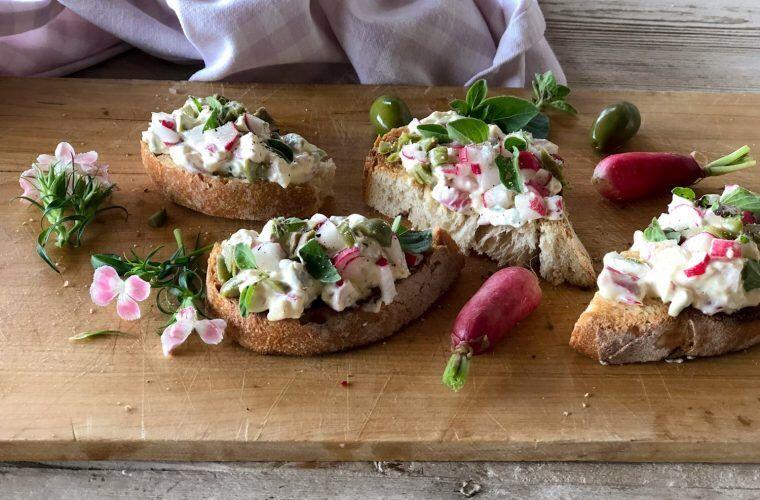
{"left": 2, "top": 78, "right": 760, "bottom": 462}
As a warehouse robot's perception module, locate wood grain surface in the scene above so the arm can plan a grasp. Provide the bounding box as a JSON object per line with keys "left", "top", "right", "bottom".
{"left": 1, "top": 77, "right": 760, "bottom": 463}
{"left": 542, "top": 0, "right": 760, "bottom": 92}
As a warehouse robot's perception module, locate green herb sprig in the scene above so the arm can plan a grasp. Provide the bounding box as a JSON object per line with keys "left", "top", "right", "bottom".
{"left": 451, "top": 79, "right": 539, "bottom": 135}
{"left": 531, "top": 71, "right": 577, "bottom": 116}
{"left": 18, "top": 163, "right": 127, "bottom": 273}
{"left": 91, "top": 229, "right": 211, "bottom": 318}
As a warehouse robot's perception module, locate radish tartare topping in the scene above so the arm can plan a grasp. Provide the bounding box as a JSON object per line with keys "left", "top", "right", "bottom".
{"left": 381, "top": 110, "right": 566, "bottom": 229}
{"left": 142, "top": 95, "right": 335, "bottom": 188}
{"left": 597, "top": 186, "right": 760, "bottom": 317}
{"left": 216, "top": 214, "right": 434, "bottom": 321}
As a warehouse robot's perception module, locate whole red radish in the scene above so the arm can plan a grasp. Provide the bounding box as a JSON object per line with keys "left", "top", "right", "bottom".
{"left": 442, "top": 267, "right": 542, "bottom": 392}
{"left": 592, "top": 146, "right": 755, "bottom": 202}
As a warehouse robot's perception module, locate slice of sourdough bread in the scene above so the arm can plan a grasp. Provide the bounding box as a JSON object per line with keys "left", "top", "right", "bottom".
{"left": 206, "top": 229, "right": 464, "bottom": 356}
{"left": 363, "top": 128, "right": 595, "bottom": 288}
{"left": 570, "top": 293, "right": 760, "bottom": 364}
{"left": 140, "top": 141, "right": 334, "bottom": 220}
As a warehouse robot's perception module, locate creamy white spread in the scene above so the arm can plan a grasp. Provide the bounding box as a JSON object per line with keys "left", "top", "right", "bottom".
{"left": 141, "top": 96, "right": 335, "bottom": 188}
{"left": 385, "top": 110, "right": 565, "bottom": 228}
{"left": 217, "top": 214, "right": 426, "bottom": 321}
{"left": 598, "top": 186, "right": 760, "bottom": 316}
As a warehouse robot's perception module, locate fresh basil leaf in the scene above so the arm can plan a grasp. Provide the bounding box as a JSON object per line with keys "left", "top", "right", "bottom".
{"left": 398, "top": 229, "right": 432, "bottom": 254}
{"left": 234, "top": 243, "right": 257, "bottom": 270}
{"left": 503, "top": 133, "right": 529, "bottom": 152}
{"left": 742, "top": 259, "right": 760, "bottom": 291}
{"left": 477, "top": 96, "right": 539, "bottom": 133}
{"left": 549, "top": 100, "right": 578, "bottom": 116}
{"left": 238, "top": 284, "right": 255, "bottom": 317}
{"left": 720, "top": 187, "right": 760, "bottom": 212}
{"left": 446, "top": 118, "right": 489, "bottom": 145}
{"left": 466, "top": 79, "right": 487, "bottom": 110}
{"left": 417, "top": 124, "right": 450, "bottom": 142}
{"left": 274, "top": 216, "right": 308, "bottom": 234}
{"left": 671, "top": 187, "right": 696, "bottom": 201}
{"left": 391, "top": 215, "right": 408, "bottom": 236}
{"left": 266, "top": 138, "right": 294, "bottom": 162}
{"left": 355, "top": 218, "right": 393, "bottom": 247}
{"left": 523, "top": 112, "right": 550, "bottom": 139}
{"left": 449, "top": 99, "right": 469, "bottom": 115}
{"left": 298, "top": 238, "right": 341, "bottom": 283}
{"left": 539, "top": 149, "right": 565, "bottom": 187}
{"left": 643, "top": 218, "right": 668, "bottom": 242}
{"left": 205, "top": 95, "right": 224, "bottom": 115}
{"left": 190, "top": 96, "right": 203, "bottom": 112}
{"left": 554, "top": 85, "right": 571, "bottom": 99}
{"left": 91, "top": 253, "right": 132, "bottom": 276}
{"left": 203, "top": 109, "right": 219, "bottom": 131}
{"left": 69, "top": 330, "right": 129, "bottom": 341}
{"left": 496, "top": 148, "right": 523, "bottom": 193}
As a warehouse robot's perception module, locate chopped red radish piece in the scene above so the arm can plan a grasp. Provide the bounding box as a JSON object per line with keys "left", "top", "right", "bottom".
{"left": 243, "top": 112, "right": 268, "bottom": 136}
{"left": 518, "top": 151, "right": 541, "bottom": 171}
{"left": 546, "top": 195, "right": 564, "bottom": 215}
{"left": 743, "top": 211, "right": 755, "bottom": 224}
{"left": 204, "top": 122, "right": 239, "bottom": 152}
{"left": 153, "top": 123, "right": 181, "bottom": 144}
{"left": 404, "top": 252, "right": 423, "bottom": 266}
{"left": 528, "top": 194, "right": 547, "bottom": 216}
{"left": 470, "top": 163, "right": 481, "bottom": 175}
{"left": 684, "top": 252, "right": 711, "bottom": 277}
{"left": 526, "top": 180, "right": 549, "bottom": 197}
{"left": 160, "top": 119, "right": 176, "bottom": 130}
{"left": 332, "top": 247, "right": 360, "bottom": 273}
{"left": 376, "top": 257, "right": 388, "bottom": 267}
{"left": 709, "top": 239, "right": 742, "bottom": 259}
{"left": 458, "top": 147, "right": 468, "bottom": 163}
{"left": 681, "top": 232, "right": 715, "bottom": 253}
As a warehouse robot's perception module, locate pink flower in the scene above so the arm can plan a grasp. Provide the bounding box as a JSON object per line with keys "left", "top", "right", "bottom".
{"left": 36, "top": 142, "right": 102, "bottom": 175}
{"left": 20, "top": 142, "right": 112, "bottom": 202}
{"left": 19, "top": 167, "right": 39, "bottom": 203}
{"left": 89, "top": 266, "right": 151, "bottom": 321}
{"left": 161, "top": 306, "right": 226, "bottom": 357}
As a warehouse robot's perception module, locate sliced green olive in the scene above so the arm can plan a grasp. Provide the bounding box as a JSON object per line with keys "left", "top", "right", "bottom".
{"left": 370, "top": 95, "right": 412, "bottom": 135}
{"left": 355, "top": 218, "right": 393, "bottom": 247}
{"left": 590, "top": 101, "right": 641, "bottom": 152}
{"left": 216, "top": 257, "right": 231, "bottom": 283}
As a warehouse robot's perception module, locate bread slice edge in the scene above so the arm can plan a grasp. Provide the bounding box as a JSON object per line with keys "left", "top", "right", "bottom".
{"left": 362, "top": 128, "right": 595, "bottom": 288}
{"left": 140, "top": 141, "right": 334, "bottom": 221}
{"left": 570, "top": 293, "right": 760, "bottom": 363}
{"left": 205, "top": 228, "right": 465, "bottom": 356}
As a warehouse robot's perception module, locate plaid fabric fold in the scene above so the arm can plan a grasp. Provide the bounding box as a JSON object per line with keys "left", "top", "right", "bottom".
{"left": 0, "top": 0, "right": 564, "bottom": 86}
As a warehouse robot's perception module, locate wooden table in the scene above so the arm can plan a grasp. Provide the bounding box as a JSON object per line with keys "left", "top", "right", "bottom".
{"left": 4, "top": 0, "right": 760, "bottom": 497}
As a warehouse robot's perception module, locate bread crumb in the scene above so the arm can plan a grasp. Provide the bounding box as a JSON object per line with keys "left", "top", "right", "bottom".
{"left": 116, "top": 401, "right": 122, "bottom": 405}
{"left": 582, "top": 402, "right": 588, "bottom": 408}
{"left": 124, "top": 405, "right": 133, "bottom": 413}
{"left": 584, "top": 393, "right": 590, "bottom": 398}
{"left": 89, "top": 308, "right": 95, "bottom": 314}
{"left": 62, "top": 280, "right": 70, "bottom": 287}
{"left": 562, "top": 411, "right": 571, "bottom": 417}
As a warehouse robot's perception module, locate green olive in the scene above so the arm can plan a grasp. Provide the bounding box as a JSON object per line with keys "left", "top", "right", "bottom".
{"left": 590, "top": 101, "right": 641, "bottom": 152}
{"left": 369, "top": 95, "right": 412, "bottom": 135}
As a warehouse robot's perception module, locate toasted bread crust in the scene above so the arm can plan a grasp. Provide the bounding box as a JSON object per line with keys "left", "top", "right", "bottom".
{"left": 206, "top": 229, "right": 464, "bottom": 356}
{"left": 362, "top": 128, "right": 595, "bottom": 288}
{"left": 140, "top": 141, "right": 333, "bottom": 220}
{"left": 570, "top": 293, "right": 760, "bottom": 364}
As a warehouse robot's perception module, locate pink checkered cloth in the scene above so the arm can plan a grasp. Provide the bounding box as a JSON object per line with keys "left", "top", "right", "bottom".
{"left": 0, "top": 0, "right": 565, "bottom": 86}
